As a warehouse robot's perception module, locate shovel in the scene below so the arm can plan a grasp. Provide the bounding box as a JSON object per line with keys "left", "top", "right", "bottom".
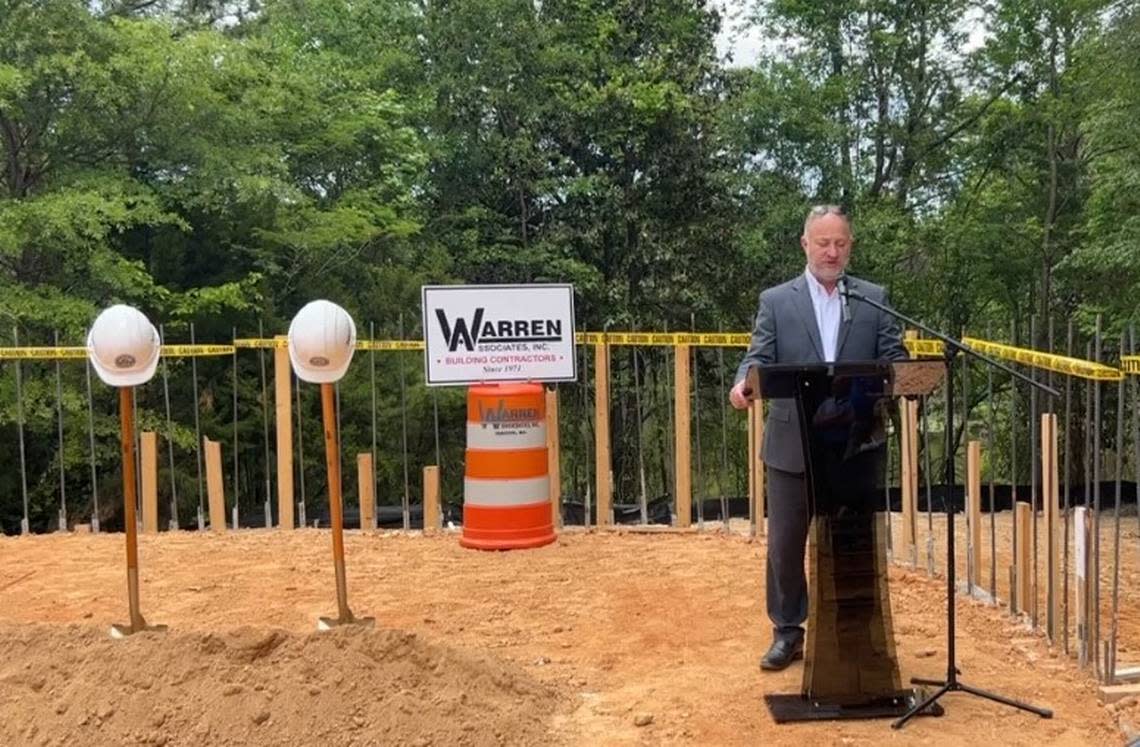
{"left": 111, "top": 386, "right": 167, "bottom": 639}
{"left": 317, "top": 382, "right": 374, "bottom": 631}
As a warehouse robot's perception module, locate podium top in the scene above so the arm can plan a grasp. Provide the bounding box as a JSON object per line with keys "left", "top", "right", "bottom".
{"left": 747, "top": 360, "right": 944, "bottom": 400}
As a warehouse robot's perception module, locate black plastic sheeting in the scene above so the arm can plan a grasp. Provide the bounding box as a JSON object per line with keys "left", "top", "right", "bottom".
{"left": 308, "top": 503, "right": 461, "bottom": 530}
{"left": 33, "top": 481, "right": 1138, "bottom": 534}
{"left": 887, "top": 480, "right": 1138, "bottom": 514}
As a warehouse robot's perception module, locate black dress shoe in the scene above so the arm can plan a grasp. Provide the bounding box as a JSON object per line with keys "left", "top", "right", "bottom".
{"left": 760, "top": 638, "right": 804, "bottom": 671}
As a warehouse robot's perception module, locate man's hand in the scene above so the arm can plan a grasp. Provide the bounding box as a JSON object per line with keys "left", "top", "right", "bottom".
{"left": 729, "top": 379, "right": 752, "bottom": 410}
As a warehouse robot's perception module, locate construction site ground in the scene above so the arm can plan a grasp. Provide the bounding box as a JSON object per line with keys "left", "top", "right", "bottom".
{"left": 0, "top": 516, "right": 1133, "bottom": 746}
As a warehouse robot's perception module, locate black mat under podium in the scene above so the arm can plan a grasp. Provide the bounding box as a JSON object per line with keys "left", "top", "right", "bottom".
{"left": 752, "top": 361, "right": 946, "bottom": 722}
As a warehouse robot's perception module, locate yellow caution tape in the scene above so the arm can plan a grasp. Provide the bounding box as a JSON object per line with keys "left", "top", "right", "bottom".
{"left": 232, "top": 338, "right": 286, "bottom": 349}
{"left": 576, "top": 332, "right": 752, "bottom": 346}
{"left": 0, "top": 344, "right": 237, "bottom": 360}
{"left": 357, "top": 340, "right": 424, "bottom": 351}
{"left": 905, "top": 339, "right": 945, "bottom": 358}
{"left": 962, "top": 337, "right": 1123, "bottom": 382}
{"left": 0, "top": 347, "right": 88, "bottom": 360}
{"left": 161, "top": 344, "right": 235, "bottom": 357}
{"left": 0, "top": 333, "right": 1129, "bottom": 384}
{"left": 235, "top": 338, "right": 429, "bottom": 351}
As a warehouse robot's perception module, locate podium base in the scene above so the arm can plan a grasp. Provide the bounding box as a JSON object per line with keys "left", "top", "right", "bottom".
{"left": 764, "top": 688, "right": 945, "bottom": 723}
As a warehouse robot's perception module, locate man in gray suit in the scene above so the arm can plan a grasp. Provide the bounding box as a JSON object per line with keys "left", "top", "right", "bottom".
{"left": 729, "top": 204, "right": 908, "bottom": 671}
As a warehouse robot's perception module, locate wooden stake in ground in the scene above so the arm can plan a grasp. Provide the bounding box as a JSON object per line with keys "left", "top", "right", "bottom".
{"left": 205, "top": 438, "right": 226, "bottom": 532}
{"left": 1075, "top": 506, "right": 1090, "bottom": 667}
{"left": 594, "top": 340, "right": 613, "bottom": 527}
{"left": 423, "top": 465, "right": 441, "bottom": 532}
{"left": 357, "top": 453, "right": 375, "bottom": 531}
{"left": 140, "top": 431, "right": 159, "bottom": 534}
{"left": 674, "top": 343, "right": 692, "bottom": 528}
{"left": 748, "top": 396, "right": 765, "bottom": 537}
{"left": 967, "top": 440, "right": 981, "bottom": 594}
{"left": 546, "top": 386, "right": 562, "bottom": 529}
{"left": 274, "top": 336, "right": 295, "bottom": 530}
{"left": 1016, "top": 502, "right": 1032, "bottom": 614}
{"left": 899, "top": 398, "right": 918, "bottom": 564}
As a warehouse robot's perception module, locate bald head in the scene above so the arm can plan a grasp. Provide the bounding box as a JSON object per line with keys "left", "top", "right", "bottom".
{"left": 800, "top": 205, "right": 853, "bottom": 289}
{"left": 802, "top": 204, "right": 852, "bottom": 237}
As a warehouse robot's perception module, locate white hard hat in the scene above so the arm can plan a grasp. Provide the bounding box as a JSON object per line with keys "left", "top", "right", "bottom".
{"left": 288, "top": 300, "right": 357, "bottom": 383}
{"left": 86, "top": 305, "right": 161, "bottom": 387}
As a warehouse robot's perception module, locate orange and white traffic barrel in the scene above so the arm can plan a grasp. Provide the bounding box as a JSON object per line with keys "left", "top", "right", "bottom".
{"left": 461, "top": 382, "right": 556, "bottom": 550}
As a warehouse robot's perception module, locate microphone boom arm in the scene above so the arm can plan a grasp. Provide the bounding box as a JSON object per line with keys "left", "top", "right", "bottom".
{"left": 844, "top": 287, "right": 1058, "bottom": 398}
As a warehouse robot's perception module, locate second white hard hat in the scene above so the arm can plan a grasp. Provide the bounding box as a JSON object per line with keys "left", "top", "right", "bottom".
{"left": 288, "top": 300, "right": 357, "bottom": 384}
{"left": 86, "top": 305, "right": 161, "bottom": 387}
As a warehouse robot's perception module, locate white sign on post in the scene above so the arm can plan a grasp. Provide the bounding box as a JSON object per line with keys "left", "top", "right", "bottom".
{"left": 422, "top": 284, "right": 578, "bottom": 386}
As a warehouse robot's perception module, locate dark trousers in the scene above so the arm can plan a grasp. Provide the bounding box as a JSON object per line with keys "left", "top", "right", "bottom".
{"left": 766, "top": 466, "right": 810, "bottom": 642}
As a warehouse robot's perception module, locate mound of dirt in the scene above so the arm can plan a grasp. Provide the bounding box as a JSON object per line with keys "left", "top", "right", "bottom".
{"left": 0, "top": 623, "right": 562, "bottom": 747}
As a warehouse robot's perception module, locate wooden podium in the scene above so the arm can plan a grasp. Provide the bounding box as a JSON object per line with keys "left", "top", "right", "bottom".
{"left": 751, "top": 361, "right": 945, "bottom": 722}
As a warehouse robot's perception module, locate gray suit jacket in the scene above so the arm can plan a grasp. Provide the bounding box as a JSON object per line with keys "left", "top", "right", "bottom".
{"left": 735, "top": 273, "right": 909, "bottom": 473}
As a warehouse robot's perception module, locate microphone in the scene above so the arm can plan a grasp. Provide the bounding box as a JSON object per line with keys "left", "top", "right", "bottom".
{"left": 837, "top": 275, "right": 851, "bottom": 323}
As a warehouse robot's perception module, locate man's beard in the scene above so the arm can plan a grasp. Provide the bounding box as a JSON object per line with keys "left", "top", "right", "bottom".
{"left": 810, "top": 263, "right": 845, "bottom": 284}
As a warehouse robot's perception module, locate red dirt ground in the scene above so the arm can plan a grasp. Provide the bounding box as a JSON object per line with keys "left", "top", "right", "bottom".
{"left": 0, "top": 526, "right": 1129, "bottom": 745}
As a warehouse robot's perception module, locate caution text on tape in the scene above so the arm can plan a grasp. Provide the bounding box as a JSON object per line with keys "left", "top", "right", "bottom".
{"left": 576, "top": 332, "right": 752, "bottom": 346}
{"left": 0, "top": 334, "right": 1131, "bottom": 382}
{"left": 357, "top": 340, "right": 424, "bottom": 351}
{"left": 0, "top": 344, "right": 237, "bottom": 360}
{"left": 905, "top": 339, "right": 945, "bottom": 358}
{"left": 161, "top": 344, "right": 236, "bottom": 357}
{"left": 962, "top": 337, "right": 1123, "bottom": 382}
{"left": 232, "top": 338, "right": 287, "bottom": 350}
{"left": 0, "top": 347, "right": 88, "bottom": 360}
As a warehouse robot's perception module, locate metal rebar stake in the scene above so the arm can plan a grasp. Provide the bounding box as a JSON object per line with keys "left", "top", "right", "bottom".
{"left": 296, "top": 371, "right": 307, "bottom": 528}
{"left": 717, "top": 325, "right": 730, "bottom": 531}
{"left": 986, "top": 325, "right": 997, "bottom": 601}
{"left": 1093, "top": 316, "right": 1103, "bottom": 681}
{"left": 1030, "top": 315, "right": 1039, "bottom": 629}
{"left": 55, "top": 330, "right": 68, "bottom": 532}
{"left": 370, "top": 321, "right": 380, "bottom": 531}
{"left": 1062, "top": 321, "right": 1073, "bottom": 655}
{"left": 160, "top": 325, "right": 179, "bottom": 531}
{"left": 258, "top": 321, "right": 273, "bottom": 529}
{"left": 923, "top": 397, "right": 935, "bottom": 576}
{"left": 1109, "top": 334, "right": 1125, "bottom": 683}
{"left": 190, "top": 323, "right": 205, "bottom": 532}
{"left": 692, "top": 315, "right": 703, "bottom": 529}
{"left": 86, "top": 359, "right": 101, "bottom": 533}
{"left": 1010, "top": 320, "right": 1019, "bottom": 617}
{"left": 232, "top": 326, "right": 240, "bottom": 530}
{"left": 15, "top": 327, "right": 30, "bottom": 535}
{"left": 634, "top": 342, "right": 649, "bottom": 525}
{"left": 398, "top": 314, "right": 411, "bottom": 531}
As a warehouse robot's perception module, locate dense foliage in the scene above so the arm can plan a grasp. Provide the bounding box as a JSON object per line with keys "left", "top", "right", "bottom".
{"left": 2, "top": 0, "right": 1137, "bottom": 532}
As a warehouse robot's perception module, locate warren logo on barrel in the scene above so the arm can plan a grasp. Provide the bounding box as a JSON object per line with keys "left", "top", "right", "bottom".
{"left": 461, "top": 383, "right": 555, "bottom": 550}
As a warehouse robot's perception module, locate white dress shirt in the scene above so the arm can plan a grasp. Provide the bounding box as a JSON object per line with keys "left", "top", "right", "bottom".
{"left": 804, "top": 267, "right": 842, "bottom": 362}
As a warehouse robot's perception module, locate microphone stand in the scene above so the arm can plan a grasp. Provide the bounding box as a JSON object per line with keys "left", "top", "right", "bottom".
{"left": 843, "top": 285, "right": 1056, "bottom": 729}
